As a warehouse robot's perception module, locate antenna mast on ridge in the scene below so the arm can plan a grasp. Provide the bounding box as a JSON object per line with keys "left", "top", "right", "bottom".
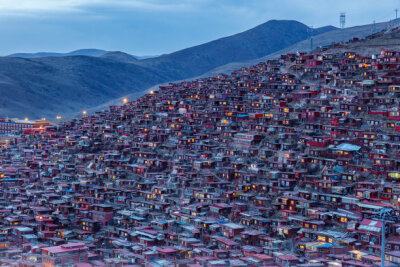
{"left": 340, "top": 13, "right": 346, "bottom": 43}
{"left": 340, "top": 12, "right": 346, "bottom": 29}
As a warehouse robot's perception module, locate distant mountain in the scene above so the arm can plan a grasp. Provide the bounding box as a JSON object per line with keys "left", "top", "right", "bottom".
{"left": 8, "top": 49, "right": 109, "bottom": 58}
{"left": 100, "top": 51, "right": 138, "bottom": 62}
{"left": 8, "top": 49, "right": 159, "bottom": 60}
{"left": 0, "top": 20, "right": 341, "bottom": 119}
{"left": 135, "top": 20, "right": 336, "bottom": 80}
{"left": 135, "top": 55, "right": 160, "bottom": 60}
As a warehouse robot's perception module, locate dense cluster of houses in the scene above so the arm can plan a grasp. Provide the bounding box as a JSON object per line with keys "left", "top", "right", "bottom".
{"left": 2, "top": 39, "right": 400, "bottom": 266}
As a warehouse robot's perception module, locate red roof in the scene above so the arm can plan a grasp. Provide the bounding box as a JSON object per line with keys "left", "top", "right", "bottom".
{"left": 214, "top": 237, "right": 239, "bottom": 246}
{"left": 276, "top": 254, "right": 298, "bottom": 261}
{"left": 42, "top": 242, "right": 88, "bottom": 254}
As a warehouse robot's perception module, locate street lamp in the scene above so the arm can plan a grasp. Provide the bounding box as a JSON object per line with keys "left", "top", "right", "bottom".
{"left": 123, "top": 98, "right": 128, "bottom": 104}
{"left": 38, "top": 162, "right": 42, "bottom": 181}
{"left": 373, "top": 208, "right": 400, "bottom": 267}
{"left": 83, "top": 110, "right": 87, "bottom": 116}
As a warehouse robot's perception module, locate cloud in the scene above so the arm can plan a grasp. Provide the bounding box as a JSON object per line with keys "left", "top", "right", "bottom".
{"left": 0, "top": 0, "right": 207, "bottom": 15}
{"left": 0, "top": 0, "right": 78, "bottom": 12}
{"left": 93, "top": 0, "right": 203, "bottom": 10}
{"left": 0, "top": 0, "right": 398, "bottom": 55}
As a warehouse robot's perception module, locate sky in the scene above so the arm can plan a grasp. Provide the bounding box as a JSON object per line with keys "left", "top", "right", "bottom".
{"left": 0, "top": 0, "right": 399, "bottom": 56}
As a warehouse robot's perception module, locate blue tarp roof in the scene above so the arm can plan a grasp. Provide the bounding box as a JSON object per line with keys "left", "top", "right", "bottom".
{"left": 333, "top": 166, "right": 344, "bottom": 172}
{"left": 316, "top": 243, "right": 334, "bottom": 248}
{"left": 336, "top": 143, "right": 361, "bottom": 152}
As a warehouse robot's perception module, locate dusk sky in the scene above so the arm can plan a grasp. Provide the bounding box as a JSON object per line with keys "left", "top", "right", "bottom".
{"left": 0, "top": 0, "right": 398, "bottom": 56}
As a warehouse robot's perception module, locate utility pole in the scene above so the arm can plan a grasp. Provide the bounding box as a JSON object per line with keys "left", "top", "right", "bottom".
{"left": 396, "top": 8, "right": 398, "bottom": 19}
{"left": 381, "top": 210, "right": 386, "bottom": 267}
{"left": 373, "top": 208, "right": 400, "bottom": 267}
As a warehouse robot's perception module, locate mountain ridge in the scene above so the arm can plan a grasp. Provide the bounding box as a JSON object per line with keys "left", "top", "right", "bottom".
{"left": 7, "top": 49, "right": 159, "bottom": 60}
{"left": 0, "top": 20, "right": 341, "bottom": 119}
{"left": 135, "top": 20, "right": 336, "bottom": 80}
{"left": 199, "top": 19, "right": 400, "bottom": 77}
{"left": 8, "top": 49, "right": 109, "bottom": 58}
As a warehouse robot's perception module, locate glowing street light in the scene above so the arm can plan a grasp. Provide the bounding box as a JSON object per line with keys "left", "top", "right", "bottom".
{"left": 123, "top": 98, "right": 128, "bottom": 104}
{"left": 83, "top": 110, "right": 87, "bottom": 116}
{"left": 24, "top": 117, "right": 28, "bottom": 121}
{"left": 56, "top": 116, "right": 62, "bottom": 120}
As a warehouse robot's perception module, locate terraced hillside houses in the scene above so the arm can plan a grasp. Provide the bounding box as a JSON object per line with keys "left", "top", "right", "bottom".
{"left": 2, "top": 35, "right": 400, "bottom": 266}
